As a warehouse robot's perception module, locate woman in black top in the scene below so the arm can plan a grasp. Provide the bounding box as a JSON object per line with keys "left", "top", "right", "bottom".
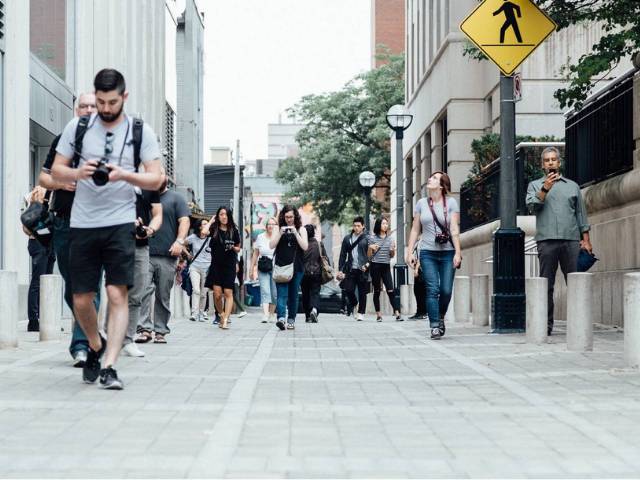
{"left": 204, "top": 206, "right": 241, "bottom": 330}
{"left": 269, "top": 205, "right": 308, "bottom": 330}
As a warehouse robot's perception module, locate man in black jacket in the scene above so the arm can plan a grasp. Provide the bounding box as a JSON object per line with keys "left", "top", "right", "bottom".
{"left": 337, "top": 216, "right": 370, "bottom": 321}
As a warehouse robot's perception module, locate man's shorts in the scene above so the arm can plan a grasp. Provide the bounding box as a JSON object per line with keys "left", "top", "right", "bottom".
{"left": 70, "top": 223, "right": 136, "bottom": 293}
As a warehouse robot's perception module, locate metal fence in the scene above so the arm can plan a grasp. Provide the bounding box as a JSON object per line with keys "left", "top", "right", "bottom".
{"left": 565, "top": 71, "right": 635, "bottom": 187}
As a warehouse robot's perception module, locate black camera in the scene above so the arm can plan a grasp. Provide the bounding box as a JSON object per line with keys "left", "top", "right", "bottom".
{"left": 435, "top": 233, "right": 451, "bottom": 245}
{"left": 92, "top": 158, "right": 110, "bottom": 186}
{"left": 135, "top": 223, "right": 148, "bottom": 239}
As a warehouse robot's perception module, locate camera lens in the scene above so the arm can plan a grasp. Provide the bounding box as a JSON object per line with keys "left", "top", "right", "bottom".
{"left": 92, "top": 159, "right": 110, "bottom": 186}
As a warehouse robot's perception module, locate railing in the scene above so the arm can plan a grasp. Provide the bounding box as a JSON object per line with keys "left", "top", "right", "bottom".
{"left": 460, "top": 143, "right": 563, "bottom": 232}
{"left": 565, "top": 70, "right": 636, "bottom": 187}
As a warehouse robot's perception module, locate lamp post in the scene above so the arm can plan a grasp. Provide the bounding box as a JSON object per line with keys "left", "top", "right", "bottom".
{"left": 359, "top": 171, "right": 375, "bottom": 232}
{"left": 386, "top": 104, "right": 413, "bottom": 311}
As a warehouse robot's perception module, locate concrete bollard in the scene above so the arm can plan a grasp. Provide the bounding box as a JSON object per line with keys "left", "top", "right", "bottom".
{"left": 0, "top": 270, "right": 19, "bottom": 348}
{"left": 623, "top": 273, "right": 640, "bottom": 368}
{"left": 400, "top": 284, "right": 412, "bottom": 315}
{"left": 526, "top": 277, "right": 548, "bottom": 344}
{"left": 566, "top": 272, "right": 594, "bottom": 352}
{"left": 471, "top": 274, "right": 490, "bottom": 326}
{"left": 39, "top": 274, "right": 63, "bottom": 341}
{"left": 453, "top": 276, "right": 471, "bottom": 323}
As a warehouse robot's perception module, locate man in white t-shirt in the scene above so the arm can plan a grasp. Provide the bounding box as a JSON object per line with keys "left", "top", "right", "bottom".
{"left": 52, "top": 69, "right": 163, "bottom": 390}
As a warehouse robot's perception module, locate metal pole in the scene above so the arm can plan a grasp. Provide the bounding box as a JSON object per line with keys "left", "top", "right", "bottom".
{"left": 394, "top": 131, "right": 408, "bottom": 310}
{"left": 500, "top": 74, "right": 516, "bottom": 229}
{"left": 364, "top": 188, "right": 371, "bottom": 232}
{"left": 233, "top": 139, "right": 240, "bottom": 218}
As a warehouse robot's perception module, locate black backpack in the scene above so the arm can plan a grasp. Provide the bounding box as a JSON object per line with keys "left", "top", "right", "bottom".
{"left": 72, "top": 115, "right": 144, "bottom": 171}
{"left": 304, "top": 240, "right": 322, "bottom": 277}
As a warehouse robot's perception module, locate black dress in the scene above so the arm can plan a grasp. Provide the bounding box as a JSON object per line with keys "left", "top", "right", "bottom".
{"left": 205, "top": 227, "right": 241, "bottom": 290}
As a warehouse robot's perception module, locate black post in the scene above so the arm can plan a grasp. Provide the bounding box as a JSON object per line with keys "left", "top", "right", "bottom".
{"left": 492, "top": 74, "right": 526, "bottom": 333}
{"left": 364, "top": 187, "right": 372, "bottom": 232}
{"left": 394, "top": 130, "right": 408, "bottom": 312}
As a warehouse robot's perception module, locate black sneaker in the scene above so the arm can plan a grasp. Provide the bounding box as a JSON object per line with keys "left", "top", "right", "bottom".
{"left": 310, "top": 308, "right": 318, "bottom": 323}
{"left": 83, "top": 335, "right": 107, "bottom": 384}
{"left": 99, "top": 366, "right": 123, "bottom": 390}
{"left": 430, "top": 327, "right": 442, "bottom": 340}
{"left": 213, "top": 314, "right": 220, "bottom": 325}
{"left": 276, "top": 319, "right": 286, "bottom": 331}
{"left": 396, "top": 315, "right": 405, "bottom": 322}
{"left": 438, "top": 319, "right": 446, "bottom": 337}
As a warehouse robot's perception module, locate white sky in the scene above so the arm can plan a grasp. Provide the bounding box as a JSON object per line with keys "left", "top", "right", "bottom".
{"left": 200, "top": 0, "right": 372, "bottom": 161}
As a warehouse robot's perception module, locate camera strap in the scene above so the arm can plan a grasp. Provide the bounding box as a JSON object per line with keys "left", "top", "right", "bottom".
{"left": 187, "top": 237, "right": 209, "bottom": 267}
{"left": 428, "top": 197, "right": 454, "bottom": 248}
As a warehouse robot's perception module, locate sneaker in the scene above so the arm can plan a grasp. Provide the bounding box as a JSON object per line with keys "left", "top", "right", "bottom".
{"left": 396, "top": 315, "right": 405, "bottom": 322}
{"left": 376, "top": 316, "right": 383, "bottom": 322}
{"left": 213, "top": 314, "right": 221, "bottom": 325}
{"left": 305, "top": 316, "right": 311, "bottom": 323}
{"left": 198, "top": 312, "right": 208, "bottom": 322}
{"left": 189, "top": 315, "right": 196, "bottom": 322}
{"left": 430, "top": 327, "right": 442, "bottom": 340}
{"left": 99, "top": 366, "right": 123, "bottom": 390}
{"left": 310, "top": 308, "right": 318, "bottom": 323}
{"left": 121, "top": 343, "right": 145, "bottom": 357}
{"left": 72, "top": 350, "right": 88, "bottom": 368}
{"left": 83, "top": 335, "right": 107, "bottom": 384}
{"left": 286, "top": 322, "right": 295, "bottom": 330}
{"left": 237, "top": 311, "right": 247, "bottom": 318}
{"left": 276, "top": 318, "right": 286, "bottom": 331}
{"left": 356, "top": 313, "right": 364, "bottom": 322}
{"left": 438, "top": 319, "right": 446, "bottom": 337}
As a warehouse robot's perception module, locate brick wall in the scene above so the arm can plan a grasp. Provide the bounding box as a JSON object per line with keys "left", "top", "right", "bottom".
{"left": 372, "top": 0, "right": 405, "bottom": 67}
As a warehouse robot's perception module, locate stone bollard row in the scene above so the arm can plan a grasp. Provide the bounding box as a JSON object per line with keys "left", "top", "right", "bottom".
{"left": 566, "top": 272, "right": 593, "bottom": 352}
{"left": 0, "top": 270, "right": 18, "bottom": 348}
{"left": 471, "top": 274, "right": 489, "bottom": 327}
{"left": 39, "top": 274, "right": 63, "bottom": 341}
{"left": 453, "top": 276, "right": 470, "bottom": 323}
{"left": 526, "top": 277, "right": 547, "bottom": 344}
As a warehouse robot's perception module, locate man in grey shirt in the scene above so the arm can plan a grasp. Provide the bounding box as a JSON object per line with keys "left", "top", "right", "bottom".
{"left": 136, "top": 171, "right": 191, "bottom": 344}
{"left": 526, "top": 146, "right": 592, "bottom": 335}
{"left": 52, "top": 69, "right": 163, "bottom": 389}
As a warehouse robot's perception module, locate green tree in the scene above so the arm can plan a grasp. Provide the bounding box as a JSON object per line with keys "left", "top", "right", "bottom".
{"left": 275, "top": 53, "right": 404, "bottom": 223}
{"left": 464, "top": 0, "right": 640, "bottom": 108}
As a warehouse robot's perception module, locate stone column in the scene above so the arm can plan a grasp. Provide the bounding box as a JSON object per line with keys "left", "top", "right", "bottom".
{"left": 623, "top": 273, "right": 640, "bottom": 368}
{"left": 453, "top": 276, "right": 471, "bottom": 323}
{"left": 471, "top": 274, "right": 490, "bottom": 326}
{"left": 526, "top": 277, "right": 548, "bottom": 344}
{"left": 566, "top": 273, "right": 594, "bottom": 352}
{"left": 39, "top": 275, "right": 63, "bottom": 341}
{"left": 0, "top": 271, "right": 18, "bottom": 348}
{"left": 633, "top": 71, "right": 640, "bottom": 168}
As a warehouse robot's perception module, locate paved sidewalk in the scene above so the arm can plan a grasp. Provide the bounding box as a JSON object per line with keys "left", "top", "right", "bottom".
{"left": 0, "top": 311, "right": 639, "bottom": 478}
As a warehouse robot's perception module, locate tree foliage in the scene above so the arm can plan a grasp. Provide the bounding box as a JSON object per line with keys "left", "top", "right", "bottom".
{"left": 275, "top": 54, "right": 405, "bottom": 223}
{"left": 464, "top": 0, "right": 640, "bottom": 108}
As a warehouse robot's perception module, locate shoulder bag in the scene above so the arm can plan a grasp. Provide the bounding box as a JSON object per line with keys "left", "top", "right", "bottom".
{"left": 272, "top": 233, "right": 297, "bottom": 283}
{"left": 180, "top": 238, "right": 209, "bottom": 296}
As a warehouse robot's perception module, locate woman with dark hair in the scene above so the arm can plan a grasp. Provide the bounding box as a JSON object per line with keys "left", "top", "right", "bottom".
{"left": 204, "top": 206, "right": 241, "bottom": 330}
{"left": 185, "top": 218, "right": 212, "bottom": 322}
{"left": 269, "top": 205, "right": 308, "bottom": 330}
{"left": 367, "top": 216, "right": 403, "bottom": 322}
{"left": 301, "top": 224, "right": 324, "bottom": 323}
{"left": 406, "top": 171, "right": 462, "bottom": 340}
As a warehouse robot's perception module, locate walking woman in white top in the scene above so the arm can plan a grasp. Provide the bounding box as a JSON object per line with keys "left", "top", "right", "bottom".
{"left": 250, "top": 217, "right": 278, "bottom": 323}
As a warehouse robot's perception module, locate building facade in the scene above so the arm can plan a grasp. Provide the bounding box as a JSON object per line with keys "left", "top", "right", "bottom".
{"left": 371, "top": 0, "right": 405, "bottom": 67}
{"left": 266, "top": 120, "right": 304, "bottom": 177}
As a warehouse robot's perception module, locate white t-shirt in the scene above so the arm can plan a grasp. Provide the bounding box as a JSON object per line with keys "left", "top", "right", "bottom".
{"left": 186, "top": 234, "right": 211, "bottom": 271}
{"left": 56, "top": 113, "right": 161, "bottom": 228}
{"left": 254, "top": 233, "right": 275, "bottom": 259}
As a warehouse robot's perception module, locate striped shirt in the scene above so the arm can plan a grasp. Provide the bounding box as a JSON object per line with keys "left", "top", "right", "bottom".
{"left": 367, "top": 234, "right": 394, "bottom": 264}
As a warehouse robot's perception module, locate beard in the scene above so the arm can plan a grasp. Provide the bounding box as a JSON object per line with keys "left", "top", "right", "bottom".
{"left": 98, "top": 103, "right": 124, "bottom": 123}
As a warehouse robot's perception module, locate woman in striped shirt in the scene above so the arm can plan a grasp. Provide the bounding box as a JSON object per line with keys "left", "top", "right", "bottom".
{"left": 367, "top": 216, "right": 403, "bottom": 322}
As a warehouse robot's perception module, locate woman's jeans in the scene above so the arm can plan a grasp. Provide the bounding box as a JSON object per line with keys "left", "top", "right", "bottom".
{"left": 258, "top": 271, "right": 277, "bottom": 305}
{"left": 419, "top": 249, "right": 455, "bottom": 328}
{"left": 276, "top": 270, "right": 304, "bottom": 323}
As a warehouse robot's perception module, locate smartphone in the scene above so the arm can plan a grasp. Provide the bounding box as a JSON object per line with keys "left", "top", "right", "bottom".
{"left": 548, "top": 168, "right": 558, "bottom": 174}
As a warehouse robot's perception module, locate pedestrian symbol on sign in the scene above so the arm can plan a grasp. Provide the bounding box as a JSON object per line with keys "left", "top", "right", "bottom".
{"left": 493, "top": 0, "right": 523, "bottom": 44}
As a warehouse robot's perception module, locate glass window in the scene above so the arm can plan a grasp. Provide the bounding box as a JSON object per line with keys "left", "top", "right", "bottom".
{"left": 30, "top": 0, "right": 66, "bottom": 80}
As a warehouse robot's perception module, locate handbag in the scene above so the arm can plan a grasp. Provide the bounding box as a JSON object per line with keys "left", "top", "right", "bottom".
{"left": 258, "top": 255, "right": 273, "bottom": 273}
{"left": 320, "top": 255, "right": 334, "bottom": 284}
{"left": 272, "top": 236, "right": 296, "bottom": 283}
{"left": 577, "top": 249, "right": 598, "bottom": 272}
{"left": 20, "top": 191, "right": 53, "bottom": 247}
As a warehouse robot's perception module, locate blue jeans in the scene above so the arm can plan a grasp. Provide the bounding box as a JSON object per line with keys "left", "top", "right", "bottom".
{"left": 52, "top": 215, "right": 100, "bottom": 355}
{"left": 258, "top": 271, "right": 277, "bottom": 305}
{"left": 276, "top": 270, "right": 304, "bottom": 323}
{"left": 419, "top": 249, "right": 455, "bottom": 328}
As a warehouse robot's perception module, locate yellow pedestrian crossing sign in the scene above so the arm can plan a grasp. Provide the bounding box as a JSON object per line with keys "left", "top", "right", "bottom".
{"left": 460, "top": 0, "right": 557, "bottom": 76}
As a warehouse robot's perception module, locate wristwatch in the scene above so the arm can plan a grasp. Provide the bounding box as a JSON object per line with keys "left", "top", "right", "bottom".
{"left": 541, "top": 186, "right": 549, "bottom": 193}
{"left": 176, "top": 238, "right": 185, "bottom": 246}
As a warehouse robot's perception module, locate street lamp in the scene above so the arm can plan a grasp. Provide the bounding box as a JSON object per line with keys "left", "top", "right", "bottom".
{"left": 359, "top": 171, "right": 375, "bottom": 232}
{"left": 386, "top": 104, "right": 413, "bottom": 313}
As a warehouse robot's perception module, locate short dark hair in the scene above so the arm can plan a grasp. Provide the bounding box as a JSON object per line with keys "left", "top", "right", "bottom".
{"left": 353, "top": 216, "right": 365, "bottom": 226}
{"left": 304, "top": 224, "right": 315, "bottom": 238}
{"left": 94, "top": 68, "right": 126, "bottom": 95}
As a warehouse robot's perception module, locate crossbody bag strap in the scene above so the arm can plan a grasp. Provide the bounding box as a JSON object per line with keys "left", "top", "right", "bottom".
{"left": 187, "top": 238, "right": 209, "bottom": 266}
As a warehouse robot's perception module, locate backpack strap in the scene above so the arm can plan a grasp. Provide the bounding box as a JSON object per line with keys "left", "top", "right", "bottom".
{"left": 131, "top": 117, "right": 144, "bottom": 172}
{"left": 71, "top": 115, "right": 91, "bottom": 168}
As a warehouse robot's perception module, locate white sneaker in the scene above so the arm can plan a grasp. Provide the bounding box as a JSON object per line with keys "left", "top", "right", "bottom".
{"left": 261, "top": 314, "right": 269, "bottom": 324}
{"left": 356, "top": 313, "right": 364, "bottom": 322}
{"left": 122, "top": 343, "right": 145, "bottom": 357}
{"left": 237, "top": 311, "right": 247, "bottom": 318}
{"left": 268, "top": 313, "right": 276, "bottom": 323}
{"left": 198, "top": 312, "right": 208, "bottom": 322}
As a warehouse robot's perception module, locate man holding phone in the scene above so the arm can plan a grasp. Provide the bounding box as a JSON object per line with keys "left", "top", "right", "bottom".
{"left": 526, "top": 147, "right": 592, "bottom": 336}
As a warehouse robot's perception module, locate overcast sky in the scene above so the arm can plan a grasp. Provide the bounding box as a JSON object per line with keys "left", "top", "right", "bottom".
{"left": 200, "top": 0, "right": 372, "bottom": 161}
